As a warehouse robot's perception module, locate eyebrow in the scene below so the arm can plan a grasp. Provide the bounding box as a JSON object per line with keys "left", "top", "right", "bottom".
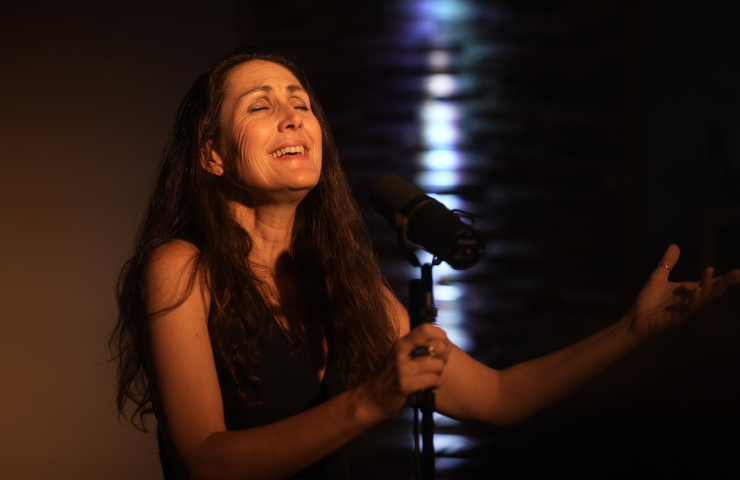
{"left": 238, "top": 84, "right": 306, "bottom": 99}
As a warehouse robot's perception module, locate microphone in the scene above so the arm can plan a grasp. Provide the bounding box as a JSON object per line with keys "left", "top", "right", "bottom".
{"left": 370, "top": 175, "right": 485, "bottom": 270}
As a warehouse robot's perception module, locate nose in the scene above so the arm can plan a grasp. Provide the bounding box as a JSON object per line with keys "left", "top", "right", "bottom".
{"left": 277, "top": 104, "right": 303, "bottom": 132}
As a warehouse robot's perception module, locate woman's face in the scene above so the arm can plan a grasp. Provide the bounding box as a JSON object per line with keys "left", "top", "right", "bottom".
{"left": 210, "top": 60, "right": 323, "bottom": 204}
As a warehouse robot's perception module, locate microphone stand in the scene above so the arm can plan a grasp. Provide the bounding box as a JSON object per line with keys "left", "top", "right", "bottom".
{"left": 408, "top": 263, "right": 438, "bottom": 480}
{"left": 394, "top": 213, "right": 439, "bottom": 480}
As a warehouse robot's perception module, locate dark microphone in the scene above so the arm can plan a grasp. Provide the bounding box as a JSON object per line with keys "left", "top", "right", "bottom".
{"left": 370, "top": 175, "right": 485, "bottom": 270}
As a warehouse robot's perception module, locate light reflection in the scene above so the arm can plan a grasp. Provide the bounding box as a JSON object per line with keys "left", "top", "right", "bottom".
{"left": 418, "top": 150, "right": 462, "bottom": 169}
{"left": 425, "top": 74, "right": 456, "bottom": 97}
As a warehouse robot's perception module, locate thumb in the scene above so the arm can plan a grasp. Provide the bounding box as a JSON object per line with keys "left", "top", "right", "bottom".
{"left": 654, "top": 244, "right": 680, "bottom": 279}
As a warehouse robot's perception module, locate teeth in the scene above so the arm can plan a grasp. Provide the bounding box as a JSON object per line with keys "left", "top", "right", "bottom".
{"left": 270, "top": 146, "right": 305, "bottom": 157}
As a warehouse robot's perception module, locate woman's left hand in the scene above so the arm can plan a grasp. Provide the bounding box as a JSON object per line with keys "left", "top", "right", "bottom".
{"left": 626, "top": 244, "right": 740, "bottom": 341}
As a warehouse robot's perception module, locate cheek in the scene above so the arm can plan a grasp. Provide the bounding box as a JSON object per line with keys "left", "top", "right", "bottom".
{"left": 230, "top": 122, "right": 267, "bottom": 167}
{"left": 310, "top": 121, "right": 323, "bottom": 165}
{"left": 316, "top": 145, "right": 323, "bottom": 171}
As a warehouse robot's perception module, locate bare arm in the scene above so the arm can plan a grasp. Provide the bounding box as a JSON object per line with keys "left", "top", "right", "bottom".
{"left": 435, "top": 320, "right": 637, "bottom": 426}
{"left": 389, "top": 291, "right": 638, "bottom": 426}
{"left": 144, "top": 241, "right": 452, "bottom": 480}
{"left": 399, "top": 245, "right": 740, "bottom": 426}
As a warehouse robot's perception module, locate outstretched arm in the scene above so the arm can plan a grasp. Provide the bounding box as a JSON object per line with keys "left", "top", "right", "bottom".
{"left": 424, "top": 245, "right": 740, "bottom": 426}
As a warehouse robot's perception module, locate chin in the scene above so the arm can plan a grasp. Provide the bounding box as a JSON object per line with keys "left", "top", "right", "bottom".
{"left": 284, "top": 171, "right": 321, "bottom": 191}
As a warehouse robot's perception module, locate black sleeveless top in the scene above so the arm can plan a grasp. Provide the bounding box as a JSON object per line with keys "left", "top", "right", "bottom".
{"left": 157, "top": 314, "right": 351, "bottom": 479}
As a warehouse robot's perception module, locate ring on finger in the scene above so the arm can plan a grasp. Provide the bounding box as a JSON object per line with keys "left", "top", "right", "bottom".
{"left": 411, "top": 345, "right": 436, "bottom": 358}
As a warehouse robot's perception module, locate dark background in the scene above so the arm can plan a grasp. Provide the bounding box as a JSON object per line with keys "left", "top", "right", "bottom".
{"left": 1, "top": 1, "right": 738, "bottom": 478}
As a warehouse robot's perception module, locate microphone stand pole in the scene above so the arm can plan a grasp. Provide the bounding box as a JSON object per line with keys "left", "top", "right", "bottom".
{"left": 408, "top": 263, "right": 437, "bottom": 480}
{"left": 394, "top": 213, "right": 438, "bottom": 480}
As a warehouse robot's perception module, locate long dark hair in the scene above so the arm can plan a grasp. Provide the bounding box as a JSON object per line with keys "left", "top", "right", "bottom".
{"left": 110, "top": 48, "right": 396, "bottom": 429}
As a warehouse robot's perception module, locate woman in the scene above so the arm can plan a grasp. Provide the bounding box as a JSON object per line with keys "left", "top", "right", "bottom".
{"left": 110, "top": 48, "right": 740, "bottom": 480}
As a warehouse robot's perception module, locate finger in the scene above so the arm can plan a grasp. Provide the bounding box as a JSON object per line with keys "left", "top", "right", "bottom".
{"left": 410, "top": 345, "right": 436, "bottom": 358}
{"left": 401, "top": 373, "right": 444, "bottom": 394}
{"left": 712, "top": 268, "right": 740, "bottom": 293}
{"left": 394, "top": 339, "right": 449, "bottom": 369}
{"left": 404, "top": 356, "right": 446, "bottom": 375}
{"left": 728, "top": 268, "right": 740, "bottom": 285}
{"left": 654, "top": 244, "right": 680, "bottom": 279}
{"left": 403, "top": 324, "right": 451, "bottom": 353}
{"left": 687, "top": 286, "right": 703, "bottom": 314}
{"left": 409, "top": 322, "right": 449, "bottom": 341}
{"left": 399, "top": 360, "right": 446, "bottom": 393}
{"left": 409, "top": 339, "right": 451, "bottom": 363}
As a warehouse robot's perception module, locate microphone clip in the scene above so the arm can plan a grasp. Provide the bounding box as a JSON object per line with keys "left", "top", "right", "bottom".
{"left": 394, "top": 207, "right": 478, "bottom": 269}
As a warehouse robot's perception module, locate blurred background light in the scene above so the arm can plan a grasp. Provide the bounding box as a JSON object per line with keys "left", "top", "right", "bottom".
{"left": 421, "top": 121, "right": 459, "bottom": 148}
{"left": 415, "top": 170, "right": 461, "bottom": 187}
{"left": 434, "top": 284, "right": 462, "bottom": 301}
{"left": 440, "top": 325, "right": 474, "bottom": 351}
{"left": 413, "top": 0, "right": 473, "bottom": 22}
{"left": 427, "top": 193, "right": 464, "bottom": 210}
{"left": 418, "top": 149, "right": 463, "bottom": 169}
{"left": 425, "top": 74, "right": 457, "bottom": 97}
{"left": 420, "top": 100, "right": 459, "bottom": 121}
{"left": 428, "top": 49, "right": 453, "bottom": 70}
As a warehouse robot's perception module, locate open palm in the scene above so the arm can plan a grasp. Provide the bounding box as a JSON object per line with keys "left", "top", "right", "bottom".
{"left": 627, "top": 244, "right": 740, "bottom": 340}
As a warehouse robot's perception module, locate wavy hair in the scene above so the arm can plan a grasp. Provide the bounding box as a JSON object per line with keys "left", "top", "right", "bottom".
{"left": 109, "top": 48, "right": 396, "bottom": 429}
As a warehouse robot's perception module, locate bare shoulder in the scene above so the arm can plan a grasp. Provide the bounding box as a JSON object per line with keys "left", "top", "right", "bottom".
{"left": 145, "top": 240, "right": 207, "bottom": 317}
{"left": 147, "top": 240, "right": 201, "bottom": 278}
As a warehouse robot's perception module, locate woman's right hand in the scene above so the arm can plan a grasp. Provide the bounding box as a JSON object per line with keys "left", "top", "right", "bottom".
{"left": 359, "top": 323, "right": 452, "bottom": 421}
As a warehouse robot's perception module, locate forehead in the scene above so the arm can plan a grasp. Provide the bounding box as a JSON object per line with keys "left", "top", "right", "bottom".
{"left": 224, "top": 60, "right": 303, "bottom": 95}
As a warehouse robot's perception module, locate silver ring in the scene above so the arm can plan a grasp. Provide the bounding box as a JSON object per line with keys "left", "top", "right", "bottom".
{"left": 411, "top": 345, "right": 436, "bottom": 358}
{"left": 658, "top": 262, "right": 672, "bottom": 272}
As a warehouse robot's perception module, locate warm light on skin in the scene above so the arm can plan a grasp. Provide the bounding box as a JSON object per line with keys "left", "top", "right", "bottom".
{"left": 204, "top": 60, "right": 323, "bottom": 208}
{"left": 199, "top": 60, "right": 325, "bottom": 269}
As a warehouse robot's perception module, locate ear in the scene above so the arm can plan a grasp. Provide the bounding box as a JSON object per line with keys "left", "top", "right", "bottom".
{"left": 200, "top": 139, "right": 225, "bottom": 176}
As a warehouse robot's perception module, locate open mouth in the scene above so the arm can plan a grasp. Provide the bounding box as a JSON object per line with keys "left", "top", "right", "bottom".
{"left": 270, "top": 146, "right": 306, "bottom": 158}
